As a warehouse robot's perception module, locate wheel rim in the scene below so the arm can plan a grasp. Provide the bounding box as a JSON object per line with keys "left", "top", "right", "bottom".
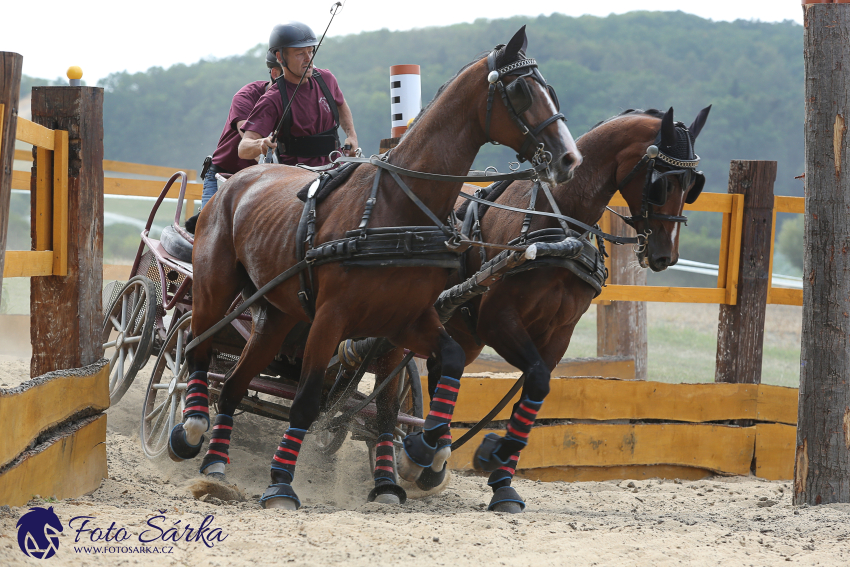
{"left": 102, "top": 277, "right": 156, "bottom": 404}
{"left": 141, "top": 313, "right": 191, "bottom": 459}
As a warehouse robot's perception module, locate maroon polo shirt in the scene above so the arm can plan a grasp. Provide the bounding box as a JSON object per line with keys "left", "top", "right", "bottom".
{"left": 211, "top": 80, "right": 270, "bottom": 174}
{"left": 241, "top": 69, "right": 345, "bottom": 167}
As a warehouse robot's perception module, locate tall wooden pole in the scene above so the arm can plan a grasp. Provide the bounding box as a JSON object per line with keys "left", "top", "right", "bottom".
{"left": 597, "top": 207, "right": 648, "bottom": 380}
{"left": 30, "top": 86, "right": 104, "bottom": 377}
{"left": 796, "top": 2, "right": 850, "bottom": 505}
{"left": 715, "top": 160, "right": 776, "bottom": 384}
{"left": 0, "top": 53, "right": 23, "bottom": 300}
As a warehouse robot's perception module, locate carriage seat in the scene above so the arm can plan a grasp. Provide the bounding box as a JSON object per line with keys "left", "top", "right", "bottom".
{"left": 160, "top": 225, "right": 193, "bottom": 263}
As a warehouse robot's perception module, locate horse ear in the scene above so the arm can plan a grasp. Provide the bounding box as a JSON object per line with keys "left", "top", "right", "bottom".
{"left": 689, "top": 105, "right": 712, "bottom": 140}
{"left": 660, "top": 107, "right": 675, "bottom": 148}
{"left": 503, "top": 26, "right": 528, "bottom": 61}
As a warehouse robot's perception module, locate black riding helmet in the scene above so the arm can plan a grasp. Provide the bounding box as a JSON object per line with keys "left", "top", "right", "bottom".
{"left": 268, "top": 21, "right": 318, "bottom": 58}
{"left": 265, "top": 50, "right": 282, "bottom": 70}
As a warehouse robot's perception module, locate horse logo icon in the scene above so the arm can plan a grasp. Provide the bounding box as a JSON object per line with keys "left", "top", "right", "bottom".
{"left": 16, "top": 506, "right": 63, "bottom": 559}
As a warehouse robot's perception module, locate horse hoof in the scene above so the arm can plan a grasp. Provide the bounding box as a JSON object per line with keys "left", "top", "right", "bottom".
{"left": 488, "top": 486, "right": 525, "bottom": 513}
{"left": 416, "top": 463, "right": 449, "bottom": 492}
{"left": 398, "top": 432, "right": 436, "bottom": 482}
{"left": 473, "top": 433, "right": 509, "bottom": 473}
{"left": 368, "top": 482, "right": 407, "bottom": 505}
{"left": 263, "top": 498, "right": 298, "bottom": 510}
{"left": 260, "top": 483, "right": 301, "bottom": 510}
{"left": 432, "top": 445, "right": 451, "bottom": 471}
{"left": 168, "top": 424, "right": 204, "bottom": 462}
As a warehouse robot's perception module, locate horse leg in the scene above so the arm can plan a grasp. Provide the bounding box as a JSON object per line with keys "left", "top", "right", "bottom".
{"left": 475, "top": 321, "right": 574, "bottom": 513}
{"left": 365, "top": 347, "right": 408, "bottom": 505}
{"left": 260, "top": 307, "right": 342, "bottom": 510}
{"left": 168, "top": 264, "right": 245, "bottom": 461}
{"left": 192, "top": 301, "right": 295, "bottom": 485}
{"left": 413, "top": 353, "right": 453, "bottom": 492}
{"left": 396, "top": 318, "right": 465, "bottom": 483}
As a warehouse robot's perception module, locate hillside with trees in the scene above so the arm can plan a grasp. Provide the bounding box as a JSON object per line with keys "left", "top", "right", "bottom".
{"left": 13, "top": 11, "right": 805, "bottom": 278}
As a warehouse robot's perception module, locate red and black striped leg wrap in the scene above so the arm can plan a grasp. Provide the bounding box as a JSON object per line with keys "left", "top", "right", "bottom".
{"left": 505, "top": 398, "right": 542, "bottom": 448}
{"left": 270, "top": 428, "right": 306, "bottom": 485}
{"left": 423, "top": 376, "right": 460, "bottom": 438}
{"left": 368, "top": 433, "right": 407, "bottom": 503}
{"left": 200, "top": 414, "right": 233, "bottom": 473}
{"left": 373, "top": 433, "right": 396, "bottom": 484}
{"left": 183, "top": 371, "right": 210, "bottom": 430}
{"left": 488, "top": 451, "right": 520, "bottom": 490}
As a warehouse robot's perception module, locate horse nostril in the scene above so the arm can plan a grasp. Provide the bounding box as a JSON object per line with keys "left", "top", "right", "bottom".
{"left": 560, "top": 151, "right": 581, "bottom": 173}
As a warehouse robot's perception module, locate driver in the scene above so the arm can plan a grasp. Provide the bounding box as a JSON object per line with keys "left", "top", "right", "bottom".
{"left": 237, "top": 21, "right": 358, "bottom": 166}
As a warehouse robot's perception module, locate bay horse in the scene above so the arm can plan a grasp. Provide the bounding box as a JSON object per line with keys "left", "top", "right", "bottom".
{"left": 171, "top": 26, "right": 582, "bottom": 509}
{"left": 422, "top": 106, "right": 711, "bottom": 512}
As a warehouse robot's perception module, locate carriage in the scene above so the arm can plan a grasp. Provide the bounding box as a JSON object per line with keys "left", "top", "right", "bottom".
{"left": 101, "top": 172, "right": 425, "bottom": 463}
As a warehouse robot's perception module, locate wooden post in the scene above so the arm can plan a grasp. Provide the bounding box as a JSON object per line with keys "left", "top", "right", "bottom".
{"left": 714, "top": 160, "right": 776, "bottom": 384}
{"left": 796, "top": 2, "right": 850, "bottom": 505}
{"left": 714, "top": 161, "right": 776, "bottom": 385}
{"left": 0, "top": 53, "right": 23, "bottom": 299}
{"left": 30, "top": 86, "right": 104, "bottom": 377}
{"left": 597, "top": 206, "right": 648, "bottom": 380}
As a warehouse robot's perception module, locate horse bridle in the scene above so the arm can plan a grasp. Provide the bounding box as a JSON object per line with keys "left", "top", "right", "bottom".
{"left": 484, "top": 48, "right": 566, "bottom": 165}
{"left": 608, "top": 125, "right": 706, "bottom": 253}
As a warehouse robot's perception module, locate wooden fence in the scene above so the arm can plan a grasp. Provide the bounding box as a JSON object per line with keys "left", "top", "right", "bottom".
{"left": 433, "top": 375, "right": 798, "bottom": 481}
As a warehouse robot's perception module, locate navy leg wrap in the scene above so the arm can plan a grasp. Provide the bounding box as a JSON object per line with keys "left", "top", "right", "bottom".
{"left": 373, "top": 433, "right": 396, "bottom": 483}
{"left": 183, "top": 371, "right": 210, "bottom": 430}
{"left": 270, "top": 428, "right": 306, "bottom": 485}
{"left": 423, "top": 375, "right": 460, "bottom": 432}
{"left": 488, "top": 451, "right": 521, "bottom": 490}
{"left": 505, "top": 398, "right": 542, "bottom": 447}
{"left": 200, "top": 414, "right": 233, "bottom": 473}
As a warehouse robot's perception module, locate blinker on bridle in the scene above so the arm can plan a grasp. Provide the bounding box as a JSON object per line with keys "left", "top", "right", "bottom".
{"left": 484, "top": 48, "right": 566, "bottom": 167}
{"left": 608, "top": 132, "right": 705, "bottom": 232}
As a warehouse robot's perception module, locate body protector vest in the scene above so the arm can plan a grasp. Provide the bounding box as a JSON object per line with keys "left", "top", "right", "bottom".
{"left": 276, "top": 70, "right": 341, "bottom": 160}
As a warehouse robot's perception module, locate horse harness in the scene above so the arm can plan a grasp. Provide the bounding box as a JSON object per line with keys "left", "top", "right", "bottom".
{"left": 607, "top": 121, "right": 706, "bottom": 250}
{"left": 484, "top": 50, "right": 565, "bottom": 164}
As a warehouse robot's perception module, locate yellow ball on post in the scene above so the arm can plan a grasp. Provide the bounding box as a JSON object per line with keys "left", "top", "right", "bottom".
{"left": 67, "top": 66, "right": 83, "bottom": 86}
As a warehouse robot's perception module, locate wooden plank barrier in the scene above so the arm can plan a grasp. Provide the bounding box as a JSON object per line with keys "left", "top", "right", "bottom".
{"left": 0, "top": 415, "right": 107, "bottom": 507}
{"left": 434, "top": 375, "right": 799, "bottom": 481}
{"left": 0, "top": 361, "right": 109, "bottom": 468}
{"left": 465, "top": 355, "right": 634, "bottom": 380}
{"left": 0, "top": 360, "right": 109, "bottom": 506}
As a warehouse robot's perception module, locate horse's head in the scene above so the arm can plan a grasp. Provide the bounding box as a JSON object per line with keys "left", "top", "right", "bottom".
{"left": 616, "top": 105, "right": 711, "bottom": 272}
{"left": 476, "top": 26, "right": 581, "bottom": 186}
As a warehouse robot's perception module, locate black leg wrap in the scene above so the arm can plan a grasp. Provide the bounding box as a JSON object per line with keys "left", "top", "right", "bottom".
{"left": 200, "top": 414, "right": 233, "bottom": 474}
{"left": 183, "top": 371, "right": 211, "bottom": 430}
{"left": 488, "top": 486, "right": 525, "bottom": 513}
{"left": 367, "top": 479, "right": 407, "bottom": 504}
{"left": 402, "top": 431, "right": 437, "bottom": 468}
{"left": 415, "top": 462, "right": 448, "bottom": 491}
{"left": 473, "top": 433, "right": 511, "bottom": 472}
{"left": 167, "top": 423, "right": 204, "bottom": 462}
{"left": 260, "top": 483, "right": 301, "bottom": 510}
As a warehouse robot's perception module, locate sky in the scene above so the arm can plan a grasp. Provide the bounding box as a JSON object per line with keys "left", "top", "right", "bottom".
{"left": 2, "top": 0, "right": 803, "bottom": 84}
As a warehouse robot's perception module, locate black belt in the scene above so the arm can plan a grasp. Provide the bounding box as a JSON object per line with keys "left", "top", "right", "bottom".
{"left": 209, "top": 163, "right": 233, "bottom": 176}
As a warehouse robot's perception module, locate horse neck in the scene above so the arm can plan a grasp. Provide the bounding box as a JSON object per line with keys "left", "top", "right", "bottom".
{"left": 549, "top": 126, "right": 629, "bottom": 227}
{"left": 381, "top": 83, "right": 483, "bottom": 223}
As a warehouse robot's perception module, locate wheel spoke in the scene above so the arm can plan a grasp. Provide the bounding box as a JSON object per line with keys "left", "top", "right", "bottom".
{"left": 152, "top": 383, "right": 170, "bottom": 390}
{"left": 120, "top": 294, "right": 129, "bottom": 331}
{"left": 103, "top": 340, "right": 117, "bottom": 349}
{"left": 163, "top": 351, "right": 175, "bottom": 374}
{"left": 108, "top": 347, "right": 120, "bottom": 371}
{"left": 128, "top": 293, "right": 146, "bottom": 332}
{"left": 151, "top": 395, "right": 171, "bottom": 440}
{"left": 145, "top": 397, "right": 168, "bottom": 421}
{"left": 123, "top": 335, "right": 142, "bottom": 345}
{"left": 110, "top": 315, "right": 122, "bottom": 332}
{"left": 117, "top": 348, "right": 126, "bottom": 381}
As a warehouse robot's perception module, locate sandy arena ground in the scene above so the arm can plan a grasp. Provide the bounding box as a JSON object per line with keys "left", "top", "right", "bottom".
{"left": 2, "top": 307, "right": 849, "bottom": 567}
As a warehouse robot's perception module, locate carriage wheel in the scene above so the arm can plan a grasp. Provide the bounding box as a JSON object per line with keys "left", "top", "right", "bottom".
{"left": 102, "top": 275, "right": 157, "bottom": 405}
{"left": 366, "top": 358, "right": 424, "bottom": 472}
{"left": 140, "top": 311, "right": 192, "bottom": 459}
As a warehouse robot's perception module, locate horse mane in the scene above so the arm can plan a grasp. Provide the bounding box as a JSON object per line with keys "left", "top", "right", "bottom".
{"left": 406, "top": 45, "right": 526, "bottom": 136}
{"left": 587, "top": 108, "right": 666, "bottom": 133}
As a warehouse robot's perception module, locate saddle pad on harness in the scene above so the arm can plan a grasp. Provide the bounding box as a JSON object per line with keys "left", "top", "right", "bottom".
{"left": 296, "top": 162, "right": 360, "bottom": 203}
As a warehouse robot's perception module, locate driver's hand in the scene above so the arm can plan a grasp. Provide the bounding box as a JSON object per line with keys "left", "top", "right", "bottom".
{"left": 260, "top": 136, "right": 278, "bottom": 154}
{"left": 342, "top": 136, "right": 358, "bottom": 156}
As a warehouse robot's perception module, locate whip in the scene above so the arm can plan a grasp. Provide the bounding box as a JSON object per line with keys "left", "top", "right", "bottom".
{"left": 261, "top": 1, "right": 346, "bottom": 164}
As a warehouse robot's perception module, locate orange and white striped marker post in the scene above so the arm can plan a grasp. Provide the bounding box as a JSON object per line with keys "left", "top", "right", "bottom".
{"left": 389, "top": 64, "right": 421, "bottom": 138}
